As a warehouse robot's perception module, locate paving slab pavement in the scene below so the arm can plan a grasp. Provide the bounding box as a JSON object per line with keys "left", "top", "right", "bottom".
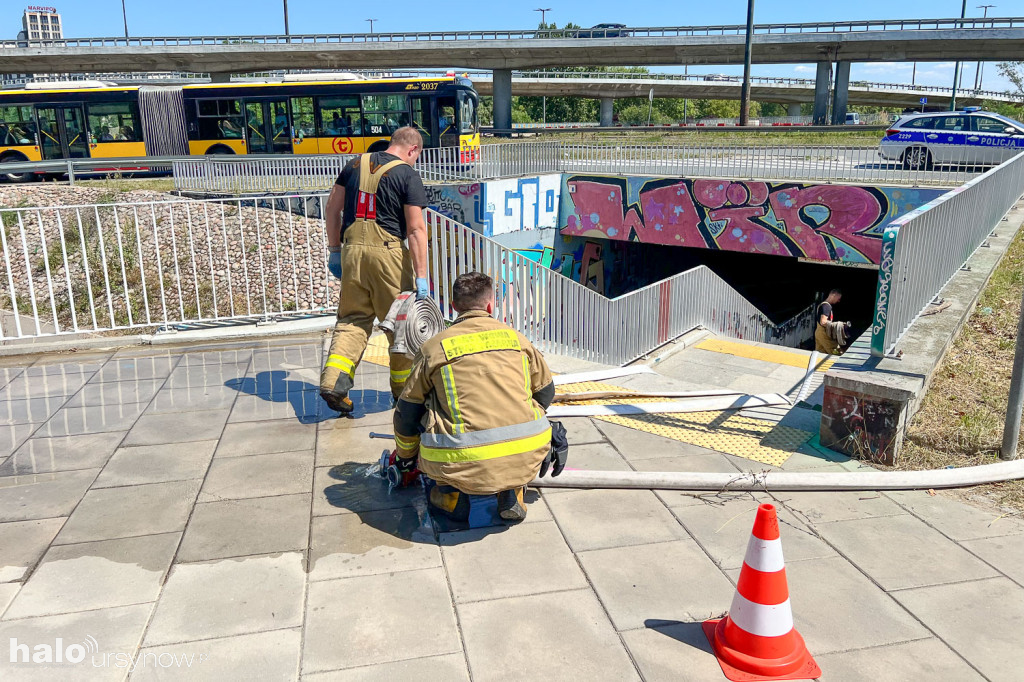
{"left": 0, "top": 337, "right": 1018, "bottom": 680}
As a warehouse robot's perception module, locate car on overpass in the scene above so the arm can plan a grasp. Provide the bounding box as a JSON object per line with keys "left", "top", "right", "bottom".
{"left": 574, "top": 23, "right": 628, "bottom": 38}
{"left": 879, "top": 108, "right": 1024, "bottom": 170}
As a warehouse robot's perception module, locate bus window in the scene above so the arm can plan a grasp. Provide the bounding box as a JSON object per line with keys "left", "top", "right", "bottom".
{"left": 87, "top": 101, "right": 141, "bottom": 142}
{"left": 361, "top": 94, "right": 409, "bottom": 136}
{"left": 318, "top": 96, "right": 360, "bottom": 136}
{"left": 0, "top": 105, "right": 34, "bottom": 146}
{"left": 291, "top": 97, "right": 315, "bottom": 138}
{"left": 458, "top": 92, "right": 477, "bottom": 134}
{"left": 410, "top": 97, "right": 435, "bottom": 147}
{"left": 196, "top": 99, "right": 243, "bottom": 140}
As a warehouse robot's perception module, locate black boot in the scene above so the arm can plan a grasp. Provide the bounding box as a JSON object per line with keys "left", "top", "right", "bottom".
{"left": 320, "top": 390, "right": 354, "bottom": 415}
{"left": 497, "top": 486, "right": 527, "bottom": 523}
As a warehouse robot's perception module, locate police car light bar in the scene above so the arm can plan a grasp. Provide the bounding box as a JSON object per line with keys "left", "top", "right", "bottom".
{"left": 963, "top": 106, "right": 982, "bottom": 113}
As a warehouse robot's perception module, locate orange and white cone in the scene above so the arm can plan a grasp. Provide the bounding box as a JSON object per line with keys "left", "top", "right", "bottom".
{"left": 703, "top": 503, "right": 821, "bottom": 681}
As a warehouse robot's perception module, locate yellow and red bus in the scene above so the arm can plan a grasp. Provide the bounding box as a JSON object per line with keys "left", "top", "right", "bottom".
{"left": 0, "top": 74, "right": 480, "bottom": 181}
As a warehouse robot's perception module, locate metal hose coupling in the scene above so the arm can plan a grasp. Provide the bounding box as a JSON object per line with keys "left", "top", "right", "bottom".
{"left": 378, "top": 292, "right": 445, "bottom": 358}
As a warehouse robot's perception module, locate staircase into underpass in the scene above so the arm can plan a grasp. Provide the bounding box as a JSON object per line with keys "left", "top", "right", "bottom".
{"left": 424, "top": 209, "right": 814, "bottom": 366}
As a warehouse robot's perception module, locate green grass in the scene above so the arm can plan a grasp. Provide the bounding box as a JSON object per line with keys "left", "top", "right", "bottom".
{"left": 901, "top": 223, "right": 1024, "bottom": 513}
{"left": 486, "top": 129, "right": 886, "bottom": 147}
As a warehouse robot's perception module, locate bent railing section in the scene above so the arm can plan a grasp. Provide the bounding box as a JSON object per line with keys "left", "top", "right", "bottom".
{"left": 425, "top": 210, "right": 811, "bottom": 365}
{"left": 871, "top": 151, "right": 1024, "bottom": 356}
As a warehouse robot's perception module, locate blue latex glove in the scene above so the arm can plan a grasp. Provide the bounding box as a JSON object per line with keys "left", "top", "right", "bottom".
{"left": 327, "top": 250, "right": 342, "bottom": 279}
{"left": 415, "top": 277, "right": 429, "bottom": 300}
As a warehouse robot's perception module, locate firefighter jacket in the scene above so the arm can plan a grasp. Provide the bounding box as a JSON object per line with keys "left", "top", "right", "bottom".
{"left": 393, "top": 310, "right": 554, "bottom": 495}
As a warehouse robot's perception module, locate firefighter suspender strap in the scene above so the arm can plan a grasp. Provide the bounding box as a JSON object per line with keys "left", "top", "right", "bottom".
{"left": 354, "top": 154, "right": 406, "bottom": 221}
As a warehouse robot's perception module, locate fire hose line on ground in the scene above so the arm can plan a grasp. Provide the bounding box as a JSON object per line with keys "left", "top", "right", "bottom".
{"left": 529, "top": 459, "right": 1024, "bottom": 492}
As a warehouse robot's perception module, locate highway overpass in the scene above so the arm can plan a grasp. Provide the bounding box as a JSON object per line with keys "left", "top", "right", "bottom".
{"left": 463, "top": 72, "right": 1014, "bottom": 113}
{"left": 2, "top": 18, "right": 1022, "bottom": 129}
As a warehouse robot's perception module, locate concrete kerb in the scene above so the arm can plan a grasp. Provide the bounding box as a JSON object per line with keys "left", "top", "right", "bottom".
{"left": 819, "top": 204, "right": 1024, "bottom": 464}
{"left": 0, "top": 316, "right": 335, "bottom": 358}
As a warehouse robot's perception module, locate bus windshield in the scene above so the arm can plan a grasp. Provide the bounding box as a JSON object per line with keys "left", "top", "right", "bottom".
{"left": 459, "top": 92, "right": 477, "bottom": 134}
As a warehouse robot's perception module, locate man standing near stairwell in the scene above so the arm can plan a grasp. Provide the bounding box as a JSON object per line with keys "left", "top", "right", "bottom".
{"left": 320, "top": 127, "right": 431, "bottom": 414}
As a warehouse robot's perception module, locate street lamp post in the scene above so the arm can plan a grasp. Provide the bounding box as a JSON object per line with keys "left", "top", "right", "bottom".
{"left": 534, "top": 8, "right": 552, "bottom": 28}
{"left": 739, "top": 0, "right": 755, "bottom": 126}
{"left": 366, "top": 18, "right": 378, "bottom": 35}
{"left": 283, "top": 0, "right": 290, "bottom": 36}
{"left": 975, "top": 5, "right": 996, "bottom": 90}
{"left": 950, "top": 0, "right": 968, "bottom": 111}
{"left": 121, "top": 0, "right": 128, "bottom": 38}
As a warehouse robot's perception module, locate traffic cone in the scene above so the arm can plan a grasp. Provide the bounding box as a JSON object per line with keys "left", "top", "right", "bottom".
{"left": 702, "top": 503, "right": 821, "bottom": 681}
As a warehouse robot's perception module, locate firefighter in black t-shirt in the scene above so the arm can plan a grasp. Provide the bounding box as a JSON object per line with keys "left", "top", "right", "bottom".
{"left": 814, "top": 288, "right": 845, "bottom": 355}
{"left": 319, "top": 127, "right": 430, "bottom": 413}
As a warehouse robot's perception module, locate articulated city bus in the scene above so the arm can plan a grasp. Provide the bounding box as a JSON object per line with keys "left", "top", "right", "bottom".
{"left": 0, "top": 74, "right": 480, "bottom": 181}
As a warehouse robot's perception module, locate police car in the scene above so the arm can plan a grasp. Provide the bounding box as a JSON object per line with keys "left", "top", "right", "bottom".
{"left": 879, "top": 107, "right": 1024, "bottom": 170}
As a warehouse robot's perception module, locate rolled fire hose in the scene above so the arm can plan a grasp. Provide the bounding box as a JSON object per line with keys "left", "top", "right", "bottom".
{"left": 378, "top": 292, "right": 445, "bottom": 358}
{"left": 530, "top": 459, "right": 1024, "bottom": 492}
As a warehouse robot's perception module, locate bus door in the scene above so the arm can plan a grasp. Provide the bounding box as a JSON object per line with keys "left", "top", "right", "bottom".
{"left": 35, "top": 105, "right": 90, "bottom": 160}
{"left": 410, "top": 96, "right": 436, "bottom": 148}
{"left": 437, "top": 96, "right": 458, "bottom": 149}
{"left": 244, "top": 99, "right": 293, "bottom": 154}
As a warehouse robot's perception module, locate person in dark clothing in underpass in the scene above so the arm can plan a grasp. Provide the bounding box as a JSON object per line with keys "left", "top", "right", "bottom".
{"left": 815, "top": 288, "right": 850, "bottom": 355}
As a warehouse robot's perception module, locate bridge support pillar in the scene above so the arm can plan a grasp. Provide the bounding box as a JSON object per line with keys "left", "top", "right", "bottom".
{"left": 831, "top": 61, "right": 851, "bottom": 126}
{"left": 492, "top": 68, "right": 513, "bottom": 138}
{"left": 812, "top": 61, "right": 830, "bottom": 125}
{"left": 210, "top": 73, "right": 232, "bottom": 83}
{"left": 787, "top": 103, "right": 802, "bottom": 118}
{"left": 600, "top": 97, "right": 614, "bottom": 127}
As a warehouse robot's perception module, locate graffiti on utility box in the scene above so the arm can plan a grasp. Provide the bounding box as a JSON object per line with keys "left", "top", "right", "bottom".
{"left": 559, "top": 175, "right": 943, "bottom": 265}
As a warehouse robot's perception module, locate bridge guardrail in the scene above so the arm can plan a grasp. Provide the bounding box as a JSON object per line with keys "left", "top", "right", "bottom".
{"left": 871, "top": 151, "right": 1024, "bottom": 357}
{"left": 1, "top": 18, "right": 1020, "bottom": 48}
{"left": 6, "top": 69, "right": 1013, "bottom": 101}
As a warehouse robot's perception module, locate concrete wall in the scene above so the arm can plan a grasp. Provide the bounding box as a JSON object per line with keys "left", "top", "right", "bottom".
{"left": 558, "top": 174, "right": 944, "bottom": 267}
{"left": 424, "top": 174, "right": 561, "bottom": 239}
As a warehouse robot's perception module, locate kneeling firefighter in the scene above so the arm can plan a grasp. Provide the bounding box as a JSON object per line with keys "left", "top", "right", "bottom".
{"left": 389, "top": 272, "right": 568, "bottom": 523}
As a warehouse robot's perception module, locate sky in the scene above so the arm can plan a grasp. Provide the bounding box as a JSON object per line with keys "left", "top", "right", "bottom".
{"left": 4, "top": 0, "right": 1022, "bottom": 92}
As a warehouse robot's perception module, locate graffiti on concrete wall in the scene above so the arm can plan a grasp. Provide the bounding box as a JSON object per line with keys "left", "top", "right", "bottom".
{"left": 553, "top": 235, "right": 652, "bottom": 296}
{"left": 424, "top": 183, "right": 480, "bottom": 229}
{"left": 559, "top": 175, "right": 943, "bottom": 265}
{"left": 484, "top": 174, "right": 561, "bottom": 237}
{"left": 820, "top": 384, "right": 906, "bottom": 465}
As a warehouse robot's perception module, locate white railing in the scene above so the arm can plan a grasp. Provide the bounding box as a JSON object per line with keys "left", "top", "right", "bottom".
{"left": 0, "top": 195, "right": 336, "bottom": 340}
{"left": 424, "top": 210, "right": 812, "bottom": 365}
{"left": 172, "top": 155, "right": 354, "bottom": 193}
{"left": 172, "top": 140, "right": 995, "bottom": 193}
{"left": 871, "top": 151, "right": 1024, "bottom": 356}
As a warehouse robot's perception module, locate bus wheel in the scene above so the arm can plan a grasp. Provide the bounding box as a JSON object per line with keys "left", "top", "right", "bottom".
{"left": 0, "top": 152, "right": 36, "bottom": 183}
{"left": 366, "top": 141, "right": 389, "bottom": 153}
{"left": 205, "top": 145, "right": 235, "bottom": 155}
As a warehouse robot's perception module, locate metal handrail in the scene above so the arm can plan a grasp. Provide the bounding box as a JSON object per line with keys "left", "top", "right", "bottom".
{"left": 871, "top": 151, "right": 1024, "bottom": 356}
{"left": 0, "top": 17, "right": 1020, "bottom": 48}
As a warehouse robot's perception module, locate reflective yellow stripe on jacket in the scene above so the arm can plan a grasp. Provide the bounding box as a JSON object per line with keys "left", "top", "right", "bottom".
{"left": 390, "top": 367, "right": 411, "bottom": 385}
{"left": 440, "top": 364, "right": 465, "bottom": 434}
{"left": 419, "top": 418, "right": 551, "bottom": 463}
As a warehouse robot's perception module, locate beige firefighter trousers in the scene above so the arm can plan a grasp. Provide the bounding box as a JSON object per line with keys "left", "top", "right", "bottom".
{"left": 320, "top": 219, "right": 415, "bottom": 399}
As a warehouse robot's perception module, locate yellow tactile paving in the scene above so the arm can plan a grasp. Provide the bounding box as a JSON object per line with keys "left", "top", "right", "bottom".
{"left": 362, "top": 335, "right": 391, "bottom": 368}
{"left": 599, "top": 412, "right": 811, "bottom": 467}
{"left": 695, "top": 338, "right": 835, "bottom": 373}
{"left": 556, "top": 380, "right": 809, "bottom": 466}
